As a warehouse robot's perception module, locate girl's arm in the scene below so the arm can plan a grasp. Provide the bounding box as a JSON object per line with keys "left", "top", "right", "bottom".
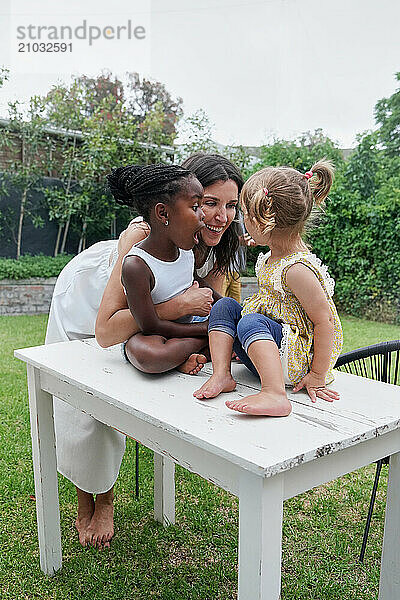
{"left": 122, "top": 256, "right": 208, "bottom": 338}
{"left": 96, "top": 229, "right": 213, "bottom": 347}
{"left": 95, "top": 225, "right": 147, "bottom": 347}
{"left": 96, "top": 278, "right": 213, "bottom": 347}
{"left": 285, "top": 263, "right": 340, "bottom": 402}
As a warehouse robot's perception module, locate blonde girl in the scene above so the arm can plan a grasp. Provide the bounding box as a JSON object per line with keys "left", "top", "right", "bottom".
{"left": 194, "top": 160, "right": 343, "bottom": 416}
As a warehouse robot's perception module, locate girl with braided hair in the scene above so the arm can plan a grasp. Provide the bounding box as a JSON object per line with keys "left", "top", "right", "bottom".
{"left": 45, "top": 154, "right": 243, "bottom": 549}
{"left": 194, "top": 160, "right": 343, "bottom": 417}
{"left": 107, "top": 163, "right": 216, "bottom": 373}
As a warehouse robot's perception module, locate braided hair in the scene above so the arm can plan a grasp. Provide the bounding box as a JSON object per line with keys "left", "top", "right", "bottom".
{"left": 107, "top": 164, "right": 195, "bottom": 222}
{"left": 181, "top": 153, "right": 244, "bottom": 276}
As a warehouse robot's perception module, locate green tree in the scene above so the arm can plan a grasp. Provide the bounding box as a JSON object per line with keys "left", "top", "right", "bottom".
{"left": 43, "top": 131, "right": 82, "bottom": 255}
{"left": 0, "top": 97, "right": 51, "bottom": 258}
{"left": 42, "top": 83, "right": 172, "bottom": 253}
{"left": 125, "top": 72, "right": 183, "bottom": 139}
{"left": 177, "top": 109, "right": 218, "bottom": 161}
{"left": 310, "top": 125, "right": 400, "bottom": 323}
{"left": 71, "top": 97, "right": 141, "bottom": 252}
{"left": 374, "top": 72, "right": 400, "bottom": 158}
{"left": 45, "top": 71, "right": 182, "bottom": 141}
{"left": 252, "top": 129, "right": 344, "bottom": 173}
{"left": 0, "top": 66, "right": 9, "bottom": 87}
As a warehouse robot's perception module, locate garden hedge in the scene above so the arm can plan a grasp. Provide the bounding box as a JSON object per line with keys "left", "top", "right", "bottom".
{"left": 0, "top": 254, "right": 74, "bottom": 280}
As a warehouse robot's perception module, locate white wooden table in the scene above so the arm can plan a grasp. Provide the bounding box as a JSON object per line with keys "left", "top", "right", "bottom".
{"left": 15, "top": 339, "right": 400, "bottom": 599}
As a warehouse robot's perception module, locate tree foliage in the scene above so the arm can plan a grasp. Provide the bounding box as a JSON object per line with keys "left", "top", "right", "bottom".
{"left": 0, "top": 97, "right": 51, "bottom": 258}
{"left": 374, "top": 72, "right": 400, "bottom": 158}
{"left": 42, "top": 86, "right": 170, "bottom": 254}
{"left": 0, "top": 70, "right": 178, "bottom": 256}
{"left": 0, "top": 66, "right": 9, "bottom": 88}
{"left": 44, "top": 70, "right": 182, "bottom": 141}
{"left": 125, "top": 72, "right": 183, "bottom": 139}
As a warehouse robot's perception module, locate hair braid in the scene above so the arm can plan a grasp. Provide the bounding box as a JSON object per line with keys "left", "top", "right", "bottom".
{"left": 107, "top": 164, "right": 194, "bottom": 221}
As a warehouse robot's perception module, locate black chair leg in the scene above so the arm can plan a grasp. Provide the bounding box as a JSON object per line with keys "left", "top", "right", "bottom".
{"left": 135, "top": 441, "right": 140, "bottom": 498}
{"left": 359, "top": 459, "right": 383, "bottom": 562}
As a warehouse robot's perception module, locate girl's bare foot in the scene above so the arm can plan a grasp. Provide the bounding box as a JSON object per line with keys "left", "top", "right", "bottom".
{"left": 226, "top": 390, "right": 292, "bottom": 416}
{"left": 177, "top": 353, "right": 207, "bottom": 375}
{"left": 75, "top": 488, "right": 95, "bottom": 546}
{"left": 86, "top": 489, "right": 114, "bottom": 549}
{"left": 193, "top": 372, "right": 236, "bottom": 399}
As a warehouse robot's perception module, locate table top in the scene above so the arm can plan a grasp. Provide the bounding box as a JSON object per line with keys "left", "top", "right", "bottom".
{"left": 15, "top": 339, "right": 400, "bottom": 477}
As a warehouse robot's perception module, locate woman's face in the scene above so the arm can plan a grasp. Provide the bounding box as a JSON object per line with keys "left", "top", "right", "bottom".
{"left": 199, "top": 179, "right": 239, "bottom": 247}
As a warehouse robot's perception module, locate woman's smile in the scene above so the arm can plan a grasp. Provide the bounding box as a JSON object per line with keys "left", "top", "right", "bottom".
{"left": 200, "top": 179, "right": 238, "bottom": 247}
{"left": 204, "top": 224, "right": 225, "bottom": 234}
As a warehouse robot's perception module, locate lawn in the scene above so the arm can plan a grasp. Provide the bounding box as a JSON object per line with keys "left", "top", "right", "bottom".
{"left": 1, "top": 313, "right": 399, "bottom": 600}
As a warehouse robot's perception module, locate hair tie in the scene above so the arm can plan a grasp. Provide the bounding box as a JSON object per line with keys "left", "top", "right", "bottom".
{"left": 262, "top": 187, "right": 269, "bottom": 196}
{"left": 304, "top": 171, "right": 313, "bottom": 180}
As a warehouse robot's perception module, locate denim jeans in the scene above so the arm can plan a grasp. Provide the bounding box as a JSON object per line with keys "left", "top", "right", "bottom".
{"left": 208, "top": 297, "right": 283, "bottom": 377}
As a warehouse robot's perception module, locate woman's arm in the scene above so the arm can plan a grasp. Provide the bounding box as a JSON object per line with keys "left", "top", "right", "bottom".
{"left": 285, "top": 263, "right": 340, "bottom": 402}
{"left": 199, "top": 267, "right": 225, "bottom": 297}
{"left": 122, "top": 257, "right": 208, "bottom": 338}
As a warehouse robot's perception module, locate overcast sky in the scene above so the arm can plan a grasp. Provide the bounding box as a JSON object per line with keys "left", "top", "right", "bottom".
{"left": 1, "top": 0, "right": 399, "bottom": 148}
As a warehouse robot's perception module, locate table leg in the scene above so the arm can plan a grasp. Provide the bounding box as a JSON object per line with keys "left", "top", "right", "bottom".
{"left": 154, "top": 453, "right": 175, "bottom": 526}
{"left": 238, "top": 471, "right": 283, "bottom": 600}
{"left": 27, "top": 365, "right": 62, "bottom": 575}
{"left": 379, "top": 451, "right": 400, "bottom": 599}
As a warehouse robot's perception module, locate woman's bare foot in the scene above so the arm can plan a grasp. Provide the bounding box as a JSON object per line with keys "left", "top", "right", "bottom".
{"left": 226, "top": 390, "right": 292, "bottom": 416}
{"left": 75, "top": 509, "right": 95, "bottom": 546}
{"left": 75, "top": 488, "right": 95, "bottom": 546}
{"left": 86, "top": 489, "right": 114, "bottom": 549}
{"left": 177, "top": 353, "right": 207, "bottom": 375}
{"left": 193, "top": 372, "right": 236, "bottom": 399}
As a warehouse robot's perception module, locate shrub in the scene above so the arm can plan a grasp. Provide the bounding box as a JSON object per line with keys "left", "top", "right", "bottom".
{"left": 0, "top": 254, "right": 74, "bottom": 279}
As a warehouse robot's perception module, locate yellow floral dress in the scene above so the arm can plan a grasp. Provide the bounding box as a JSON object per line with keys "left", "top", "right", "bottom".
{"left": 242, "top": 251, "right": 343, "bottom": 386}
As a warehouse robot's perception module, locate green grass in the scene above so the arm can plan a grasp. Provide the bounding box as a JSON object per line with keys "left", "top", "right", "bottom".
{"left": 1, "top": 314, "right": 399, "bottom": 599}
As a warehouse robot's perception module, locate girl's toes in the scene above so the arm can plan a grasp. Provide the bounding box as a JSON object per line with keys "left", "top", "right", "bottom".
{"left": 226, "top": 400, "right": 239, "bottom": 410}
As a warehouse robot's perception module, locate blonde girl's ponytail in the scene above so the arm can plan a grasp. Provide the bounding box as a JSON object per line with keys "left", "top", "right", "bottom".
{"left": 308, "top": 158, "right": 335, "bottom": 206}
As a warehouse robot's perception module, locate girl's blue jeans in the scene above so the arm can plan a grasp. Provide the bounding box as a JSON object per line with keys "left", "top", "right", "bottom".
{"left": 208, "top": 297, "right": 283, "bottom": 378}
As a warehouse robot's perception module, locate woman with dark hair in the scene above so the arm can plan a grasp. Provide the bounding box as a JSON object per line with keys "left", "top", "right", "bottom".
{"left": 45, "top": 153, "right": 244, "bottom": 549}
{"left": 182, "top": 152, "right": 242, "bottom": 282}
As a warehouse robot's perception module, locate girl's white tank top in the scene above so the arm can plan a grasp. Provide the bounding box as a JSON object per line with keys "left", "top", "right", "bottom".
{"left": 123, "top": 246, "right": 195, "bottom": 320}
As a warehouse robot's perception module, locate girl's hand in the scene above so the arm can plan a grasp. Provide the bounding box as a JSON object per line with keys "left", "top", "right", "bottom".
{"left": 239, "top": 233, "right": 257, "bottom": 247}
{"left": 293, "top": 371, "right": 340, "bottom": 403}
{"left": 181, "top": 282, "right": 213, "bottom": 316}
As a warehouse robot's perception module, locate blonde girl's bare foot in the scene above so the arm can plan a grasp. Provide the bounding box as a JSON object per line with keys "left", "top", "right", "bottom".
{"left": 193, "top": 372, "right": 236, "bottom": 399}
{"left": 226, "top": 390, "right": 292, "bottom": 416}
{"left": 86, "top": 490, "right": 114, "bottom": 549}
{"left": 177, "top": 353, "right": 207, "bottom": 375}
{"left": 75, "top": 489, "right": 95, "bottom": 546}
